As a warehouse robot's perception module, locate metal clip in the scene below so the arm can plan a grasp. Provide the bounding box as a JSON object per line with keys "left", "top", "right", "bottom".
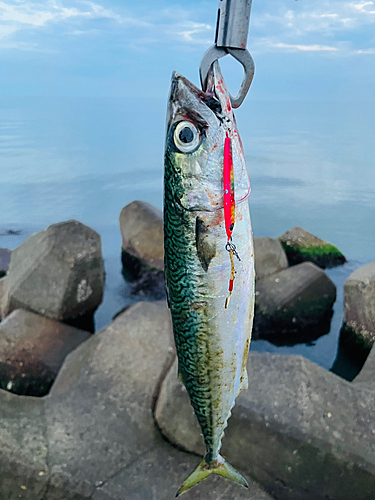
{"left": 199, "top": 0, "right": 255, "bottom": 108}
{"left": 216, "top": 0, "right": 253, "bottom": 50}
{"left": 226, "top": 239, "right": 241, "bottom": 261}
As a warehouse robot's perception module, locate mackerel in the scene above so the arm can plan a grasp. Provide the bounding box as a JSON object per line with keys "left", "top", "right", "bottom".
{"left": 163, "top": 62, "right": 255, "bottom": 496}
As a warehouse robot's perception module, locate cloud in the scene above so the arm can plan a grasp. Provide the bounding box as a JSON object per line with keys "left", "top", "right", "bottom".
{"left": 0, "top": 1, "right": 99, "bottom": 50}
{"left": 169, "top": 21, "right": 212, "bottom": 46}
{"left": 0, "top": 0, "right": 374, "bottom": 55}
{"left": 253, "top": 0, "right": 375, "bottom": 35}
{"left": 0, "top": 23, "right": 16, "bottom": 38}
{"left": 0, "top": 1, "right": 92, "bottom": 26}
{"left": 0, "top": 0, "right": 155, "bottom": 35}
{"left": 249, "top": 0, "right": 375, "bottom": 56}
{"left": 81, "top": 1, "right": 151, "bottom": 27}
{"left": 355, "top": 47, "right": 375, "bottom": 53}
{"left": 0, "top": 39, "right": 56, "bottom": 50}
{"left": 352, "top": 1, "right": 375, "bottom": 14}
{"left": 0, "top": 1, "right": 214, "bottom": 51}
{"left": 264, "top": 41, "right": 338, "bottom": 53}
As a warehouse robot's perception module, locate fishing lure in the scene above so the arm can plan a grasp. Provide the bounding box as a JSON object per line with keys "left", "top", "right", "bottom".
{"left": 223, "top": 132, "right": 241, "bottom": 309}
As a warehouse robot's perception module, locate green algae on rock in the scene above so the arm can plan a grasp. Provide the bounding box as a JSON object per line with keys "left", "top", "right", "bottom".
{"left": 279, "top": 226, "right": 346, "bottom": 269}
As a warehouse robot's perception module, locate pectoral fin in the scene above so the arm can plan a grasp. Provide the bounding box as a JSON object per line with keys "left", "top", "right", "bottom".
{"left": 195, "top": 217, "right": 216, "bottom": 272}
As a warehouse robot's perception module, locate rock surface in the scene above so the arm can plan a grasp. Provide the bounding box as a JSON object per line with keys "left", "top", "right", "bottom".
{"left": 0, "top": 390, "right": 49, "bottom": 499}
{"left": 155, "top": 353, "right": 375, "bottom": 500}
{"left": 45, "top": 301, "right": 271, "bottom": 499}
{"left": 0, "top": 276, "right": 6, "bottom": 317}
{"left": 92, "top": 443, "right": 272, "bottom": 500}
{"left": 279, "top": 226, "right": 346, "bottom": 268}
{"left": 254, "top": 262, "right": 336, "bottom": 341}
{"left": 342, "top": 263, "right": 375, "bottom": 351}
{"left": 353, "top": 344, "right": 375, "bottom": 390}
{"left": 0, "top": 247, "right": 11, "bottom": 277}
{"left": 120, "top": 201, "right": 164, "bottom": 275}
{"left": 353, "top": 342, "right": 375, "bottom": 391}
{"left": 3, "top": 221, "right": 105, "bottom": 325}
{"left": 0, "top": 301, "right": 273, "bottom": 500}
{"left": 44, "top": 300, "right": 175, "bottom": 493}
{"left": 0, "top": 309, "right": 91, "bottom": 396}
{"left": 254, "top": 237, "right": 288, "bottom": 280}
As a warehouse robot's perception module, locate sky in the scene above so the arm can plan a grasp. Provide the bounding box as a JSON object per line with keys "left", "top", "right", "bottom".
{"left": 0, "top": 0, "right": 375, "bottom": 101}
{"left": 1, "top": 1, "right": 374, "bottom": 345}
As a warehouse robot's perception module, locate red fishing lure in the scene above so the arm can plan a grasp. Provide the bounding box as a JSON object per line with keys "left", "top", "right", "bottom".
{"left": 223, "top": 133, "right": 235, "bottom": 240}
{"left": 223, "top": 132, "right": 238, "bottom": 308}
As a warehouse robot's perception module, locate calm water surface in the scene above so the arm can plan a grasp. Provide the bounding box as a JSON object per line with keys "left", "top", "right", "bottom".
{"left": 1, "top": 96, "right": 374, "bottom": 379}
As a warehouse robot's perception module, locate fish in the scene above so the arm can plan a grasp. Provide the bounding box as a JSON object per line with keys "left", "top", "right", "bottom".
{"left": 163, "top": 62, "right": 255, "bottom": 496}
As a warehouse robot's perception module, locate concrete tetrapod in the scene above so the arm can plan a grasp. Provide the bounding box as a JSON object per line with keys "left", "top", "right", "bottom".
{"left": 0, "top": 309, "right": 91, "bottom": 396}
{"left": 353, "top": 342, "right": 375, "bottom": 390}
{"left": 119, "top": 200, "right": 164, "bottom": 275}
{"left": 254, "top": 237, "right": 288, "bottom": 280}
{"left": 253, "top": 262, "right": 336, "bottom": 342}
{"left": 119, "top": 201, "right": 166, "bottom": 298}
{"left": 3, "top": 221, "right": 105, "bottom": 328}
{"left": 155, "top": 354, "right": 375, "bottom": 500}
{"left": 0, "top": 301, "right": 273, "bottom": 500}
{"left": 342, "top": 262, "right": 375, "bottom": 352}
{"left": 0, "top": 248, "right": 11, "bottom": 277}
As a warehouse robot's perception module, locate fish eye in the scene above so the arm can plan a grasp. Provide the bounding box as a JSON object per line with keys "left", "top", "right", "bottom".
{"left": 174, "top": 121, "right": 200, "bottom": 153}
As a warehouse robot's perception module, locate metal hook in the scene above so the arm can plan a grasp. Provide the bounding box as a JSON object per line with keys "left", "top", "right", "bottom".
{"left": 199, "top": 46, "right": 254, "bottom": 109}
{"left": 199, "top": 0, "right": 255, "bottom": 108}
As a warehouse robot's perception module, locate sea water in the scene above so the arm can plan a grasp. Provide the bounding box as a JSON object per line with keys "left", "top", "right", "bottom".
{"left": 1, "top": 96, "right": 374, "bottom": 380}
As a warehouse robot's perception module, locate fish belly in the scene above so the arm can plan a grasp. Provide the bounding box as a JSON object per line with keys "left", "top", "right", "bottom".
{"left": 164, "top": 196, "right": 255, "bottom": 461}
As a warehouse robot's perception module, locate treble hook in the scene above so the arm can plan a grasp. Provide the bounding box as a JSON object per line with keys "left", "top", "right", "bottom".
{"left": 199, "top": 0, "right": 255, "bottom": 108}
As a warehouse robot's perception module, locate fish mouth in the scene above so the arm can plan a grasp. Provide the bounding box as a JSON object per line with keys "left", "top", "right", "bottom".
{"left": 170, "top": 71, "right": 206, "bottom": 101}
{"left": 170, "top": 72, "right": 223, "bottom": 116}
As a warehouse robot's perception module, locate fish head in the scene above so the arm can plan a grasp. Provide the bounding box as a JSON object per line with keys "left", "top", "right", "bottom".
{"left": 164, "top": 62, "right": 250, "bottom": 212}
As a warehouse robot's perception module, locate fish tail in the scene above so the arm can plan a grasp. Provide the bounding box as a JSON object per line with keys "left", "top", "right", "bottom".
{"left": 175, "top": 454, "right": 248, "bottom": 497}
